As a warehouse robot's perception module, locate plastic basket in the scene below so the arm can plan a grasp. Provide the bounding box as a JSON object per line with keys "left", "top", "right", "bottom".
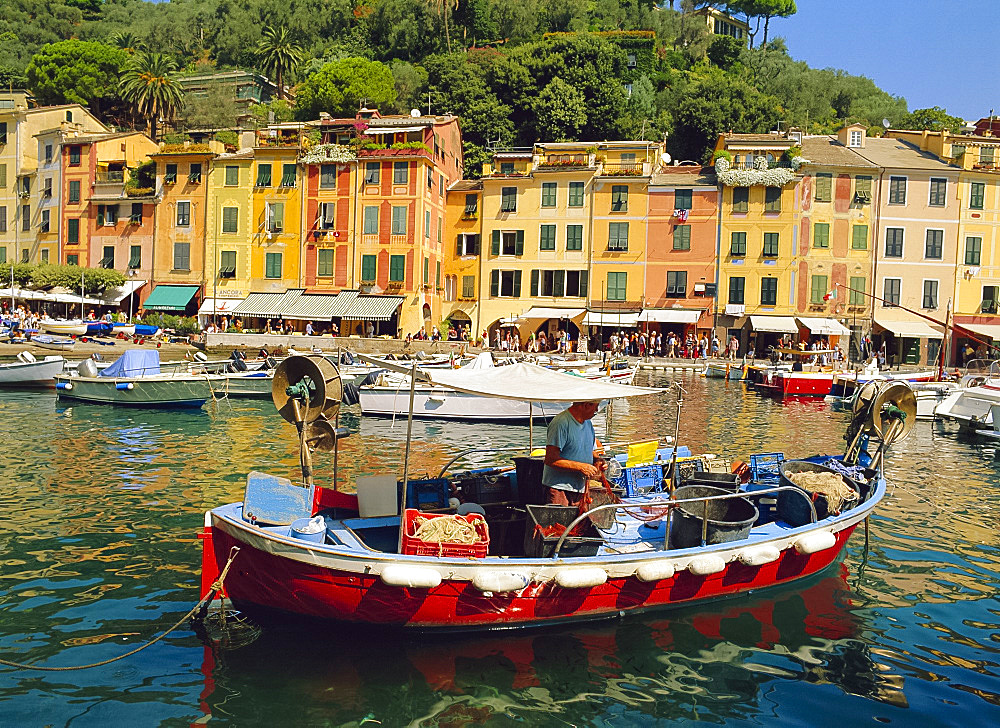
{"left": 624, "top": 463, "right": 666, "bottom": 496}
{"left": 456, "top": 469, "right": 514, "bottom": 504}
{"left": 402, "top": 509, "right": 489, "bottom": 558}
{"left": 750, "top": 452, "right": 784, "bottom": 482}
{"left": 402, "top": 479, "right": 451, "bottom": 510}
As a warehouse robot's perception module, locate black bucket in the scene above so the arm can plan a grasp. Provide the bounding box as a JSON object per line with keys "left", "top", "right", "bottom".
{"left": 513, "top": 457, "right": 546, "bottom": 506}
{"left": 778, "top": 460, "right": 859, "bottom": 527}
{"left": 668, "top": 485, "right": 758, "bottom": 549}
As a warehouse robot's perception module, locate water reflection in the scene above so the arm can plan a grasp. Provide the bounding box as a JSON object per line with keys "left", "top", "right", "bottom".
{"left": 1, "top": 375, "right": 1000, "bottom": 725}
{"left": 197, "top": 566, "right": 910, "bottom": 726}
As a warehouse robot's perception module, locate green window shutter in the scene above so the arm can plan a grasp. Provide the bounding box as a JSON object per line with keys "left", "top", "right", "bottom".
{"left": 849, "top": 276, "right": 866, "bottom": 305}
{"left": 97, "top": 205, "right": 105, "bottom": 227}
{"left": 491, "top": 230, "right": 500, "bottom": 256}
{"left": 541, "top": 183, "right": 556, "bottom": 207}
{"left": 361, "top": 255, "right": 376, "bottom": 281}
{"left": 810, "top": 275, "right": 828, "bottom": 303}
{"left": 814, "top": 223, "right": 830, "bottom": 248}
{"left": 225, "top": 166, "right": 239, "bottom": 186}
{"left": 553, "top": 270, "right": 565, "bottom": 297}
{"left": 579, "top": 271, "right": 588, "bottom": 298}
{"left": 569, "top": 182, "right": 584, "bottom": 207}
{"left": 566, "top": 225, "right": 582, "bottom": 251}
{"left": 256, "top": 164, "right": 271, "bottom": 187}
{"left": 317, "top": 249, "right": 334, "bottom": 277}
{"left": 281, "top": 163, "right": 296, "bottom": 187}
{"left": 852, "top": 225, "right": 868, "bottom": 249}
{"left": 67, "top": 218, "right": 79, "bottom": 243}
{"left": 732, "top": 187, "right": 749, "bottom": 212}
{"left": 815, "top": 174, "right": 832, "bottom": 202}
{"left": 456, "top": 235, "right": 464, "bottom": 256}
{"left": 490, "top": 270, "right": 499, "bottom": 297}
{"left": 530, "top": 269, "right": 539, "bottom": 296}
{"left": 540, "top": 224, "right": 555, "bottom": 250}
{"left": 514, "top": 230, "right": 524, "bottom": 256}
{"left": 222, "top": 207, "right": 238, "bottom": 233}
{"left": 513, "top": 270, "right": 522, "bottom": 297}
{"left": 673, "top": 225, "right": 691, "bottom": 250}
{"left": 423, "top": 256, "right": 429, "bottom": 284}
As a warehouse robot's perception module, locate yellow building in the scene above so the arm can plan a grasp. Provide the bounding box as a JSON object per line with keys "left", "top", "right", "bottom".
{"left": 250, "top": 124, "right": 305, "bottom": 294}
{"left": 889, "top": 128, "right": 1000, "bottom": 356}
{"left": 796, "top": 127, "right": 879, "bottom": 352}
{"left": 203, "top": 148, "right": 254, "bottom": 317}
{"left": 477, "top": 141, "right": 662, "bottom": 348}
{"left": 147, "top": 141, "right": 223, "bottom": 315}
{"left": 442, "top": 179, "right": 483, "bottom": 337}
{"left": 714, "top": 132, "right": 801, "bottom": 350}
{"left": 0, "top": 91, "right": 107, "bottom": 266}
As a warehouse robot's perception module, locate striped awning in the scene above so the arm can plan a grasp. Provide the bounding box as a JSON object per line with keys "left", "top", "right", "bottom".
{"left": 283, "top": 293, "right": 347, "bottom": 321}
{"left": 341, "top": 294, "right": 405, "bottom": 321}
{"left": 230, "top": 290, "right": 302, "bottom": 319}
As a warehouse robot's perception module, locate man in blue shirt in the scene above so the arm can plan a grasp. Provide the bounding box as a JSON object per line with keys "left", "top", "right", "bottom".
{"left": 542, "top": 401, "right": 605, "bottom": 506}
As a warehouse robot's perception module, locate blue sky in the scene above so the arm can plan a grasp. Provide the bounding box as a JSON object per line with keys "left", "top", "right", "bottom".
{"left": 770, "top": 0, "right": 998, "bottom": 121}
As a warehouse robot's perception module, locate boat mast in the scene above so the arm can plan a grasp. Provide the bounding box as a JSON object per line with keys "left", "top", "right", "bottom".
{"left": 940, "top": 298, "right": 952, "bottom": 379}
{"left": 80, "top": 268, "right": 85, "bottom": 321}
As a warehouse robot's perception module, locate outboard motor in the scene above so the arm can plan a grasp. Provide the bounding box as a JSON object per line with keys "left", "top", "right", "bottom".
{"left": 229, "top": 357, "right": 248, "bottom": 372}
{"left": 230, "top": 349, "right": 245, "bottom": 361}
{"left": 264, "top": 356, "right": 277, "bottom": 370}
{"left": 78, "top": 358, "right": 99, "bottom": 378}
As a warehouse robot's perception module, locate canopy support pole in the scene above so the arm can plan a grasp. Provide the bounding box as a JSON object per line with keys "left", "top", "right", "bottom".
{"left": 528, "top": 401, "right": 533, "bottom": 451}
{"left": 398, "top": 360, "right": 418, "bottom": 552}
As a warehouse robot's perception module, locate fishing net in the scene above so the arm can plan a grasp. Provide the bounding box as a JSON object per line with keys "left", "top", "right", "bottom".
{"left": 788, "top": 471, "right": 858, "bottom": 513}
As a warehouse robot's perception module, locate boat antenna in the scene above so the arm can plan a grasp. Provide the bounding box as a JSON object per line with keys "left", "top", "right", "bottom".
{"left": 398, "top": 359, "right": 419, "bottom": 553}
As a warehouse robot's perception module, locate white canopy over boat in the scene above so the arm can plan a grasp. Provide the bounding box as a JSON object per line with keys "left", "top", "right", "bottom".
{"left": 363, "top": 356, "right": 662, "bottom": 402}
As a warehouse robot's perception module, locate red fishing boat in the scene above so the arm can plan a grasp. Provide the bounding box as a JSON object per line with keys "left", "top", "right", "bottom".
{"left": 198, "top": 355, "right": 915, "bottom": 630}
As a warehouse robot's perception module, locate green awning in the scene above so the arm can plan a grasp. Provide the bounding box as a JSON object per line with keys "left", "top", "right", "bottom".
{"left": 142, "top": 284, "right": 200, "bottom": 311}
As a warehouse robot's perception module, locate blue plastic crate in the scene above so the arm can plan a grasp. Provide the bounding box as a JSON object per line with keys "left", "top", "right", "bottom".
{"left": 402, "top": 478, "right": 451, "bottom": 510}
{"left": 743, "top": 482, "right": 780, "bottom": 523}
{"left": 624, "top": 463, "right": 666, "bottom": 496}
{"left": 750, "top": 452, "right": 784, "bottom": 482}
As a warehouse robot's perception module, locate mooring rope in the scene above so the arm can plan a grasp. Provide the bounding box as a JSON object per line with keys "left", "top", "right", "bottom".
{"left": 0, "top": 547, "right": 240, "bottom": 672}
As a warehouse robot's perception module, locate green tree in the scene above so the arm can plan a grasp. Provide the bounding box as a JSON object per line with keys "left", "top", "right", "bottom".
{"left": 707, "top": 35, "right": 742, "bottom": 70}
{"left": 898, "top": 106, "right": 966, "bottom": 132}
{"left": 25, "top": 40, "right": 128, "bottom": 119}
{"left": 109, "top": 30, "right": 143, "bottom": 53}
{"left": 119, "top": 51, "right": 184, "bottom": 140}
{"left": 256, "top": 25, "right": 305, "bottom": 101}
{"left": 726, "top": 0, "right": 797, "bottom": 47}
{"left": 668, "top": 70, "right": 782, "bottom": 163}
{"left": 534, "top": 77, "right": 587, "bottom": 141}
{"left": 295, "top": 57, "right": 396, "bottom": 120}
{"left": 181, "top": 85, "right": 240, "bottom": 130}
{"left": 391, "top": 60, "right": 429, "bottom": 114}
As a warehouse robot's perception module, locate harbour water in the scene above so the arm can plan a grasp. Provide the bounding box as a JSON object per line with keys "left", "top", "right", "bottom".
{"left": 1, "top": 370, "right": 999, "bottom": 726}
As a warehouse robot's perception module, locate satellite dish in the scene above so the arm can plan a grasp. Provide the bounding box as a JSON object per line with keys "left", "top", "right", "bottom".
{"left": 660, "top": 152, "right": 671, "bottom": 165}
{"left": 882, "top": 118, "right": 891, "bottom": 129}
{"left": 410, "top": 108, "right": 422, "bottom": 117}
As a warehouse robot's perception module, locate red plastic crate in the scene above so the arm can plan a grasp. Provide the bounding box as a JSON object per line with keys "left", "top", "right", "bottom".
{"left": 402, "top": 509, "right": 490, "bottom": 558}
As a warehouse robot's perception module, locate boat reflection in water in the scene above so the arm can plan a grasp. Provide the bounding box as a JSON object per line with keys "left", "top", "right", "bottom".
{"left": 194, "top": 564, "right": 906, "bottom": 725}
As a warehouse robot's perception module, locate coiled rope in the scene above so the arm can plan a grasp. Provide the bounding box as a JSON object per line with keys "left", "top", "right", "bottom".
{"left": 0, "top": 547, "right": 240, "bottom": 672}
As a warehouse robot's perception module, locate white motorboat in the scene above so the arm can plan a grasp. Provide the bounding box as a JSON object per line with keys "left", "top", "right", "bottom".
{"left": 54, "top": 349, "right": 215, "bottom": 407}
{"left": 31, "top": 334, "right": 76, "bottom": 351}
{"left": 0, "top": 352, "right": 65, "bottom": 388}
{"left": 934, "top": 360, "right": 1000, "bottom": 431}
{"left": 40, "top": 319, "right": 88, "bottom": 336}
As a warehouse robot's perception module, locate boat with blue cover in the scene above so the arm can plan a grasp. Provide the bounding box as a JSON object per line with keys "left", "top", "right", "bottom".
{"left": 198, "top": 355, "right": 916, "bottom": 630}
{"left": 54, "top": 349, "right": 215, "bottom": 407}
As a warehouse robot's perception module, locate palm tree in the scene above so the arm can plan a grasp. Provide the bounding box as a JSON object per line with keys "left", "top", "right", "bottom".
{"left": 110, "top": 30, "right": 143, "bottom": 53}
{"left": 426, "top": 0, "right": 458, "bottom": 53}
{"left": 256, "top": 26, "right": 304, "bottom": 101}
{"left": 119, "top": 52, "right": 184, "bottom": 141}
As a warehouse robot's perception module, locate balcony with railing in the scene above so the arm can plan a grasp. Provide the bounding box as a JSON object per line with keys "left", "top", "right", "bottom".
{"left": 93, "top": 169, "right": 127, "bottom": 200}
{"left": 255, "top": 130, "right": 304, "bottom": 148}
{"left": 535, "top": 153, "right": 595, "bottom": 172}
{"left": 599, "top": 161, "right": 648, "bottom": 177}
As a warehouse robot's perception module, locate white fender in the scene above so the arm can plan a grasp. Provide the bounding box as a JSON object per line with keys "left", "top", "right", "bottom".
{"left": 555, "top": 568, "right": 607, "bottom": 589}
{"left": 794, "top": 530, "right": 837, "bottom": 555}
{"left": 472, "top": 571, "right": 531, "bottom": 593}
{"left": 687, "top": 554, "right": 726, "bottom": 576}
{"left": 738, "top": 545, "right": 781, "bottom": 567}
{"left": 635, "top": 561, "right": 676, "bottom": 582}
{"left": 380, "top": 565, "right": 442, "bottom": 589}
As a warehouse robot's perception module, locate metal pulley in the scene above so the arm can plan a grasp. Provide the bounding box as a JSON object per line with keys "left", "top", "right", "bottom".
{"left": 870, "top": 381, "right": 917, "bottom": 442}
{"left": 272, "top": 354, "right": 342, "bottom": 424}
